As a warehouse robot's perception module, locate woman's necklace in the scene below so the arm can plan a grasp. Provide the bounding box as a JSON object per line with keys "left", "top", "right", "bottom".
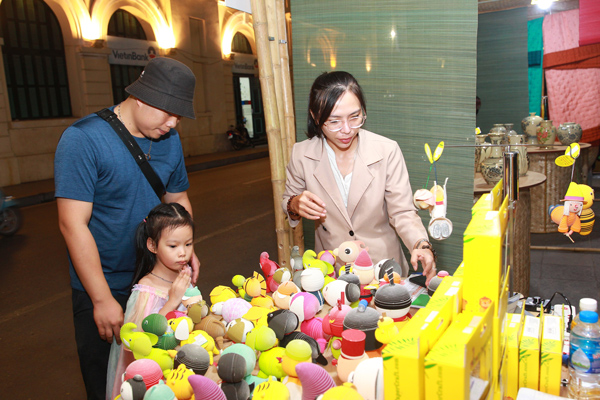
{"left": 150, "top": 271, "right": 173, "bottom": 284}
{"left": 117, "top": 103, "right": 153, "bottom": 160}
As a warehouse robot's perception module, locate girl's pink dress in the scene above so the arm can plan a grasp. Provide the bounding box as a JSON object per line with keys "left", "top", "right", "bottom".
{"left": 105, "top": 284, "right": 186, "bottom": 400}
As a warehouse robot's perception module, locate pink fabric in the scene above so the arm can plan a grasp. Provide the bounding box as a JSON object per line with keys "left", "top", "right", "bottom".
{"left": 580, "top": 0, "right": 600, "bottom": 46}
{"left": 543, "top": 10, "right": 600, "bottom": 139}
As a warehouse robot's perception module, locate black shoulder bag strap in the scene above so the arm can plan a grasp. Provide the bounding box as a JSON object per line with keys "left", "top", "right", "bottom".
{"left": 96, "top": 108, "right": 166, "bottom": 200}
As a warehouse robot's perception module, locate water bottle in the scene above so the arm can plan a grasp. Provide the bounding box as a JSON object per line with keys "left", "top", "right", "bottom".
{"left": 572, "top": 299, "right": 598, "bottom": 331}
{"left": 568, "top": 311, "right": 600, "bottom": 399}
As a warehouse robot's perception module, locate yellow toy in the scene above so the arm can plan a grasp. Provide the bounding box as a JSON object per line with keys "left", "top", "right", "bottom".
{"left": 168, "top": 316, "right": 193, "bottom": 341}
{"left": 209, "top": 285, "right": 238, "bottom": 314}
{"left": 243, "top": 306, "right": 271, "bottom": 328}
{"left": 164, "top": 364, "right": 194, "bottom": 400}
{"left": 180, "top": 330, "right": 219, "bottom": 365}
{"left": 320, "top": 382, "right": 365, "bottom": 399}
{"left": 120, "top": 322, "right": 158, "bottom": 359}
{"left": 253, "top": 377, "right": 290, "bottom": 400}
{"left": 550, "top": 183, "right": 595, "bottom": 237}
{"left": 549, "top": 182, "right": 586, "bottom": 240}
{"left": 257, "top": 346, "right": 287, "bottom": 379}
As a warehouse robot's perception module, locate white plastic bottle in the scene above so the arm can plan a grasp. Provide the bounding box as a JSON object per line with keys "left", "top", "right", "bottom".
{"left": 568, "top": 310, "right": 600, "bottom": 399}
{"left": 572, "top": 299, "right": 598, "bottom": 331}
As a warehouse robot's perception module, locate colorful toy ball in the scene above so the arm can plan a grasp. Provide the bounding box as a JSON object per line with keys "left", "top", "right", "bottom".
{"left": 282, "top": 339, "right": 313, "bottom": 377}
{"left": 120, "top": 374, "right": 147, "bottom": 400}
{"left": 373, "top": 280, "right": 411, "bottom": 320}
{"left": 289, "top": 292, "right": 320, "bottom": 322}
{"left": 174, "top": 344, "right": 211, "bottom": 375}
{"left": 301, "top": 317, "right": 330, "bottom": 353}
{"left": 257, "top": 347, "right": 287, "bottom": 379}
{"left": 267, "top": 309, "right": 300, "bottom": 340}
{"left": 323, "top": 279, "right": 360, "bottom": 308}
{"left": 142, "top": 314, "right": 168, "bottom": 336}
{"left": 124, "top": 359, "right": 163, "bottom": 390}
{"left": 209, "top": 285, "right": 238, "bottom": 314}
{"left": 196, "top": 314, "right": 226, "bottom": 340}
{"left": 188, "top": 375, "right": 227, "bottom": 400}
{"left": 254, "top": 376, "right": 290, "bottom": 399}
{"left": 374, "top": 258, "right": 407, "bottom": 280}
{"left": 272, "top": 281, "right": 300, "bottom": 309}
{"left": 218, "top": 352, "right": 248, "bottom": 383}
{"left": 348, "top": 357, "right": 384, "bottom": 400}
{"left": 343, "top": 300, "right": 383, "bottom": 351}
{"left": 221, "top": 343, "right": 257, "bottom": 377}
{"left": 221, "top": 297, "right": 252, "bottom": 324}
{"left": 301, "top": 268, "right": 325, "bottom": 292}
{"left": 296, "top": 362, "right": 336, "bottom": 400}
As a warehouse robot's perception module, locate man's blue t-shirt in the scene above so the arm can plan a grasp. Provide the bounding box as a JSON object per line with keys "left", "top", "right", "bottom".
{"left": 54, "top": 108, "right": 189, "bottom": 295}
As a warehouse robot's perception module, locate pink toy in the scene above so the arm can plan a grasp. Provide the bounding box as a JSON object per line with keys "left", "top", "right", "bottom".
{"left": 289, "top": 292, "right": 320, "bottom": 322}
{"left": 296, "top": 362, "right": 336, "bottom": 400}
{"left": 301, "top": 317, "right": 330, "bottom": 353}
{"left": 318, "top": 250, "right": 337, "bottom": 278}
{"left": 221, "top": 297, "right": 252, "bottom": 324}
{"left": 188, "top": 375, "right": 227, "bottom": 400}
{"left": 124, "top": 359, "right": 163, "bottom": 390}
{"left": 322, "top": 296, "right": 353, "bottom": 362}
{"left": 260, "top": 251, "right": 281, "bottom": 293}
{"left": 353, "top": 249, "right": 377, "bottom": 303}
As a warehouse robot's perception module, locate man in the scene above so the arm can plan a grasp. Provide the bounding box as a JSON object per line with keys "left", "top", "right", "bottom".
{"left": 54, "top": 57, "right": 199, "bottom": 400}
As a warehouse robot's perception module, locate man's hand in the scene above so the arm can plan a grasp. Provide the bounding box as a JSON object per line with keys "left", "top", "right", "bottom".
{"left": 190, "top": 252, "right": 200, "bottom": 285}
{"left": 93, "top": 297, "right": 125, "bottom": 344}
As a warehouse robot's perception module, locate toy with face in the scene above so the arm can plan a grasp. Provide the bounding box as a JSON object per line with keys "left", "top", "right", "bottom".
{"left": 245, "top": 325, "right": 278, "bottom": 352}
{"left": 225, "top": 317, "right": 254, "bottom": 343}
{"left": 333, "top": 240, "right": 368, "bottom": 270}
{"left": 218, "top": 352, "right": 251, "bottom": 400}
{"left": 272, "top": 281, "right": 300, "bottom": 310}
{"left": 195, "top": 314, "right": 226, "bottom": 340}
{"left": 253, "top": 377, "right": 290, "bottom": 400}
{"left": 168, "top": 316, "right": 193, "bottom": 341}
{"left": 121, "top": 322, "right": 159, "bottom": 359}
{"left": 322, "top": 299, "right": 352, "bottom": 361}
{"left": 282, "top": 339, "right": 312, "bottom": 398}
{"left": 209, "top": 285, "right": 238, "bottom": 314}
{"left": 302, "top": 249, "right": 329, "bottom": 276}
{"left": 301, "top": 268, "right": 326, "bottom": 310}
{"left": 289, "top": 292, "right": 320, "bottom": 323}
{"left": 260, "top": 251, "right": 282, "bottom": 293}
{"left": 181, "top": 286, "right": 203, "bottom": 309}
{"left": 164, "top": 364, "right": 195, "bottom": 400}
{"left": 119, "top": 375, "right": 147, "bottom": 400}
{"left": 267, "top": 309, "right": 300, "bottom": 341}
{"left": 318, "top": 250, "right": 337, "bottom": 278}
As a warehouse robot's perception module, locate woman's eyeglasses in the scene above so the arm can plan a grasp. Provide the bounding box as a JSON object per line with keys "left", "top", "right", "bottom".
{"left": 322, "top": 112, "right": 366, "bottom": 132}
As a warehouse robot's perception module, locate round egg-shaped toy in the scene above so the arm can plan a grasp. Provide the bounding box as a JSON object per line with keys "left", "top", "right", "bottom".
{"left": 374, "top": 258, "right": 406, "bottom": 280}
{"left": 143, "top": 381, "right": 176, "bottom": 400}
{"left": 254, "top": 376, "right": 290, "bottom": 400}
{"left": 289, "top": 292, "right": 320, "bottom": 322}
{"left": 188, "top": 375, "right": 227, "bottom": 400}
{"left": 218, "top": 352, "right": 247, "bottom": 383}
{"left": 301, "top": 268, "right": 325, "bottom": 292}
{"left": 221, "top": 297, "right": 252, "bottom": 324}
{"left": 142, "top": 313, "right": 168, "bottom": 336}
{"left": 258, "top": 347, "right": 287, "bottom": 379}
{"left": 221, "top": 343, "right": 257, "bottom": 377}
{"left": 120, "top": 374, "right": 147, "bottom": 400}
{"left": 124, "top": 358, "right": 163, "bottom": 390}
{"left": 195, "top": 314, "right": 226, "bottom": 339}
{"left": 174, "top": 343, "right": 211, "bottom": 375}
{"left": 320, "top": 382, "right": 365, "bottom": 399}
{"left": 155, "top": 332, "right": 179, "bottom": 350}
{"left": 322, "top": 303, "right": 352, "bottom": 337}
{"left": 301, "top": 317, "right": 330, "bottom": 353}
{"left": 323, "top": 279, "right": 360, "bottom": 307}
{"left": 209, "top": 285, "right": 238, "bottom": 315}
{"left": 373, "top": 281, "right": 411, "bottom": 320}
{"left": 296, "top": 362, "right": 336, "bottom": 399}
{"left": 343, "top": 300, "right": 382, "bottom": 351}
{"left": 427, "top": 270, "right": 450, "bottom": 296}
{"left": 348, "top": 357, "right": 384, "bottom": 400}
{"left": 245, "top": 325, "right": 278, "bottom": 352}
{"left": 272, "top": 281, "right": 300, "bottom": 310}
{"left": 282, "top": 339, "right": 313, "bottom": 378}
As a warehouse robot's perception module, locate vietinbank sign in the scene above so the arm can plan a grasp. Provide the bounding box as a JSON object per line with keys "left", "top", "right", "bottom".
{"left": 107, "top": 36, "right": 159, "bottom": 66}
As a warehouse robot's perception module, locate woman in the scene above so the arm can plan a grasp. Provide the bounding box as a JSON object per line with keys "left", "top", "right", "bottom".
{"left": 282, "top": 71, "right": 436, "bottom": 282}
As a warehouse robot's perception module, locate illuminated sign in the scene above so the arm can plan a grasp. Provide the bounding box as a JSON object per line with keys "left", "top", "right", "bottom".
{"left": 107, "top": 37, "right": 159, "bottom": 66}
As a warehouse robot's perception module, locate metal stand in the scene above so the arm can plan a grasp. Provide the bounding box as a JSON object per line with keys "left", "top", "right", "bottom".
{"left": 503, "top": 151, "right": 519, "bottom": 296}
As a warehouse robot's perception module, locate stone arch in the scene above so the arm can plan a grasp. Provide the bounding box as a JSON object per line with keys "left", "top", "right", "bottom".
{"left": 221, "top": 11, "right": 255, "bottom": 57}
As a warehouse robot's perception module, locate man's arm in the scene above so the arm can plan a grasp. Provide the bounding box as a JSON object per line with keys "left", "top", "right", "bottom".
{"left": 163, "top": 190, "right": 200, "bottom": 283}
{"left": 57, "top": 198, "right": 124, "bottom": 344}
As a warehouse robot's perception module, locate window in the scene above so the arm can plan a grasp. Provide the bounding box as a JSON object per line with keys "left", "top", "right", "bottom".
{"left": 232, "top": 32, "right": 252, "bottom": 54}
{"left": 108, "top": 10, "right": 146, "bottom": 104}
{"left": 0, "top": 0, "right": 71, "bottom": 120}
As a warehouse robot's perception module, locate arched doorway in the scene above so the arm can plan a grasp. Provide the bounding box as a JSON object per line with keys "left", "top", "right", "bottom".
{"left": 231, "top": 32, "right": 265, "bottom": 140}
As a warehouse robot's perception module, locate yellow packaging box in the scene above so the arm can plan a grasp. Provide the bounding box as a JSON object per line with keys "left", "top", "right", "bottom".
{"left": 427, "top": 275, "right": 463, "bottom": 319}
{"left": 462, "top": 197, "right": 508, "bottom": 314}
{"left": 424, "top": 305, "right": 494, "bottom": 400}
{"left": 383, "top": 299, "right": 453, "bottom": 399}
{"left": 505, "top": 309, "right": 525, "bottom": 400}
{"left": 492, "top": 345, "right": 509, "bottom": 400}
{"left": 472, "top": 179, "right": 504, "bottom": 215}
{"left": 519, "top": 313, "right": 543, "bottom": 390}
{"left": 453, "top": 262, "right": 465, "bottom": 278}
{"left": 539, "top": 314, "right": 564, "bottom": 395}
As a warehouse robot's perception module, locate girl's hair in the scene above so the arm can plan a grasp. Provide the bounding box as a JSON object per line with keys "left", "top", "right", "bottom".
{"left": 131, "top": 203, "right": 194, "bottom": 286}
{"left": 306, "top": 71, "right": 367, "bottom": 139}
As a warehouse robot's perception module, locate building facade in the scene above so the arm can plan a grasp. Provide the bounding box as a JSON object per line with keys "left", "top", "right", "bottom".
{"left": 0, "top": 0, "right": 268, "bottom": 186}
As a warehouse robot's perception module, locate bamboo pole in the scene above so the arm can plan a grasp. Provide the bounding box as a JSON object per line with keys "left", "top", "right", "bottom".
{"left": 275, "top": 0, "right": 304, "bottom": 253}
{"left": 250, "top": 0, "right": 291, "bottom": 268}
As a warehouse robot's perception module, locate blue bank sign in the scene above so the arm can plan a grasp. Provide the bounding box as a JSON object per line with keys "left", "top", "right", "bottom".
{"left": 107, "top": 37, "right": 159, "bottom": 66}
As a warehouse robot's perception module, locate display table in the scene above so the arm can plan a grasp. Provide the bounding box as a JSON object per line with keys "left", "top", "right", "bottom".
{"left": 474, "top": 171, "right": 546, "bottom": 297}
{"left": 527, "top": 142, "right": 591, "bottom": 233}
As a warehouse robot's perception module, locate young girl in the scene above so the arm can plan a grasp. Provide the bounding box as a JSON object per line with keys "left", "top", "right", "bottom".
{"left": 106, "top": 203, "right": 195, "bottom": 399}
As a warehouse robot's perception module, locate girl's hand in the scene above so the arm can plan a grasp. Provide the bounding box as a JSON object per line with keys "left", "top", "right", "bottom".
{"left": 168, "top": 267, "right": 191, "bottom": 303}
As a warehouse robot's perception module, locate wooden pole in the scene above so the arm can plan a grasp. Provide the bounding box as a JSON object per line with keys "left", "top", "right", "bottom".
{"left": 275, "top": 0, "right": 304, "bottom": 253}
{"left": 250, "top": 0, "right": 291, "bottom": 268}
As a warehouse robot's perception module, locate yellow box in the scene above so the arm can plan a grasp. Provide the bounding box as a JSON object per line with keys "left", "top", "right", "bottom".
{"left": 492, "top": 268, "right": 510, "bottom": 371}
{"left": 505, "top": 309, "right": 525, "bottom": 400}
{"left": 491, "top": 346, "right": 509, "bottom": 400}
{"left": 453, "top": 262, "right": 465, "bottom": 278}
{"left": 427, "top": 275, "right": 463, "bottom": 319}
{"left": 519, "top": 313, "right": 543, "bottom": 390}
{"left": 472, "top": 179, "right": 504, "bottom": 215}
{"left": 540, "top": 314, "right": 564, "bottom": 395}
{"left": 462, "top": 197, "right": 509, "bottom": 315}
{"left": 424, "top": 305, "right": 494, "bottom": 400}
{"left": 383, "top": 300, "right": 453, "bottom": 399}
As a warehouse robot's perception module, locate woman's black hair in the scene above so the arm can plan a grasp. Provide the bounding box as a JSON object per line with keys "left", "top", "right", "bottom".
{"left": 131, "top": 203, "right": 195, "bottom": 287}
{"left": 306, "top": 71, "right": 367, "bottom": 139}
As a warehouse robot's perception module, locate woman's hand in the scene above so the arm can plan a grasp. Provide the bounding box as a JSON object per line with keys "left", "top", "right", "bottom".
{"left": 293, "top": 191, "right": 327, "bottom": 220}
{"left": 410, "top": 248, "right": 437, "bottom": 285}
